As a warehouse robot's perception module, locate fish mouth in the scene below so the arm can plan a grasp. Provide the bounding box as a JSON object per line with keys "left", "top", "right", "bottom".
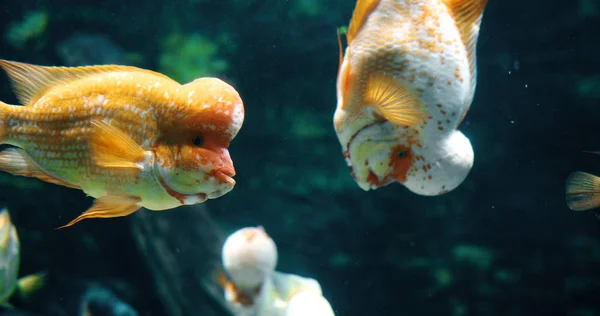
{"left": 213, "top": 167, "right": 236, "bottom": 185}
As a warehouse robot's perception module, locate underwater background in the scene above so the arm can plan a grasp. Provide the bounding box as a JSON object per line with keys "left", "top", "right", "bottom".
{"left": 0, "top": 0, "right": 599, "bottom": 315}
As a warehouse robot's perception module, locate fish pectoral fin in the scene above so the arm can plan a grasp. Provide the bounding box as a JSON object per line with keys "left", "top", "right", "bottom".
{"left": 565, "top": 171, "right": 600, "bottom": 211}
{"left": 88, "top": 119, "right": 147, "bottom": 170}
{"left": 0, "top": 148, "right": 81, "bottom": 189}
{"left": 57, "top": 194, "right": 142, "bottom": 229}
{"left": 15, "top": 271, "right": 47, "bottom": 300}
{"left": 0, "top": 59, "right": 176, "bottom": 106}
{"left": 364, "top": 73, "right": 429, "bottom": 127}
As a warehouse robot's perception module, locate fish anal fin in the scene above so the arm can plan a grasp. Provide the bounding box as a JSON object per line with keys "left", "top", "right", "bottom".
{"left": 0, "top": 148, "right": 81, "bottom": 189}
{"left": 565, "top": 171, "right": 600, "bottom": 211}
{"left": 57, "top": 194, "right": 141, "bottom": 229}
{"left": 0, "top": 59, "right": 176, "bottom": 106}
{"left": 88, "top": 119, "right": 146, "bottom": 170}
{"left": 364, "top": 72, "right": 429, "bottom": 126}
{"left": 442, "top": 0, "right": 488, "bottom": 90}
{"left": 347, "top": 0, "right": 381, "bottom": 44}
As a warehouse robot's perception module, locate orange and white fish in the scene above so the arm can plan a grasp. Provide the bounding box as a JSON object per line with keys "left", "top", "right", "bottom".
{"left": 0, "top": 60, "right": 244, "bottom": 228}
{"left": 334, "top": 0, "right": 487, "bottom": 195}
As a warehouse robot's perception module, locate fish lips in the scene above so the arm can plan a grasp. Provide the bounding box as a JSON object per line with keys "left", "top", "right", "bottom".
{"left": 346, "top": 122, "right": 400, "bottom": 190}
{"left": 212, "top": 166, "right": 236, "bottom": 186}
{"left": 205, "top": 167, "right": 236, "bottom": 199}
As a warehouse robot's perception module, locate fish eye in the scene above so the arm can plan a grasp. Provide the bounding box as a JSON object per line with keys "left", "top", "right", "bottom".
{"left": 397, "top": 151, "right": 407, "bottom": 158}
{"left": 193, "top": 136, "right": 204, "bottom": 146}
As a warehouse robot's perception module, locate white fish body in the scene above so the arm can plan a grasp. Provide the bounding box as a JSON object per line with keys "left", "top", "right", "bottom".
{"left": 334, "top": 0, "right": 487, "bottom": 195}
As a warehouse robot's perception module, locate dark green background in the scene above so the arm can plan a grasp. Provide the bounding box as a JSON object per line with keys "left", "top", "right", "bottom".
{"left": 0, "top": 0, "right": 599, "bottom": 315}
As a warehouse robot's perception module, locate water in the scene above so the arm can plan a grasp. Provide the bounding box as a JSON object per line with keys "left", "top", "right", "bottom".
{"left": 0, "top": 0, "right": 598, "bottom": 315}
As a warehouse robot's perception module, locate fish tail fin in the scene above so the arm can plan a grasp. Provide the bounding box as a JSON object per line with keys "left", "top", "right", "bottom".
{"left": 15, "top": 271, "right": 47, "bottom": 301}
{"left": 565, "top": 171, "right": 600, "bottom": 211}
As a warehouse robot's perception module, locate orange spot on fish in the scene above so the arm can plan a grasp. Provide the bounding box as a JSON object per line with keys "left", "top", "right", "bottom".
{"left": 390, "top": 145, "right": 412, "bottom": 183}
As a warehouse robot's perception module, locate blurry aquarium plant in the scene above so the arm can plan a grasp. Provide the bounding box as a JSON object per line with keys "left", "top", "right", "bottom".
{"left": 158, "top": 32, "right": 231, "bottom": 84}
{"left": 4, "top": 10, "right": 49, "bottom": 50}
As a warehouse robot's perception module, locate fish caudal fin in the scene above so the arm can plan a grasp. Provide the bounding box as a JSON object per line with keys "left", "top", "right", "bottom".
{"left": 15, "top": 271, "right": 47, "bottom": 301}
{"left": 565, "top": 171, "right": 600, "bottom": 211}
{"left": 88, "top": 119, "right": 146, "bottom": 170}
{"left": 0, "top": 148, "right": 81, "bottom": 189}
{"left": 364, "top": 73, "right": 429, "bottom": 127}
{"left": 57, "top": 194, "right": 142, "bottom": 229}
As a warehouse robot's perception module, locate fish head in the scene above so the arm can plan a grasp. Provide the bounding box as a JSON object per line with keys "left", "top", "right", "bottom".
{"left": 402, "top": 129, "right": 474, "bottom": 196}
{"left": 346, "top": 121, "right": 415, "bottom": 191}
{"left": 221, "top": 226, "right": 277, "bottom": 291}
{"left": 155, "top": 78, "right": 244, "bottom": 201}
{"left": 346, "top": 123, "right": 473, "bottom": 195}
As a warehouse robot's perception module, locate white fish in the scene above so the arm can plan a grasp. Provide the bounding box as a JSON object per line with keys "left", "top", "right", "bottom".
{"left": 334, "top": 0, "right": 487, "bottom": 195}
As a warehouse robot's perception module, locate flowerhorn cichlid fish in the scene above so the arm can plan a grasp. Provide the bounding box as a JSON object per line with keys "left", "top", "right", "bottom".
{"left": 565, "top": 170, "right": 600, "bottom": 211}
{"left": 334, "top": 0, "right": 487, "bottom": 195}
{"left": 0, "top": 60, "right": 244, "bottom": 228}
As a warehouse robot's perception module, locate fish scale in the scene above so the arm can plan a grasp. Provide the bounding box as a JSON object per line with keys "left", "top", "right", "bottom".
{"left": 0, "top": 59, "right": 244, "bottom": 228}
{"left": 3, "top": 75, "right": 166, "bottom": 188}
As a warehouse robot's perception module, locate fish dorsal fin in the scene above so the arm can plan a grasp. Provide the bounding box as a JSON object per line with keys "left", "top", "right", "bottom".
{"left": 0, "top": 59, "right": 174, "bottom": 106}
{"left": 364, "top": 72, "right": 429, "bottom": 127}
{"left": 442, "top": 0, "right": 488, "bottom": 90}
{"left": 347, "top": 0, "right": 381, "bottom": 44}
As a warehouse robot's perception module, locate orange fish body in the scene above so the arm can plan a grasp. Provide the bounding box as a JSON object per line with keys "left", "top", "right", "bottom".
{"left": 0, "top": 60, "right": 244, "bottom": 227}
{"left": 335, "top": 0, "right": 487, "bottom": 195}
